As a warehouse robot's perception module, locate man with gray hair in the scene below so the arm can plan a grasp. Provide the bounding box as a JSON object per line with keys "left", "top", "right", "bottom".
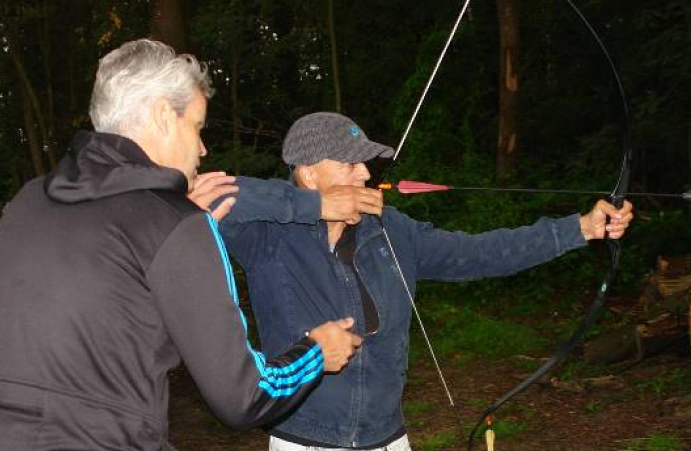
{"left": 0, "top": 40, "right": 365, "bottom": 450}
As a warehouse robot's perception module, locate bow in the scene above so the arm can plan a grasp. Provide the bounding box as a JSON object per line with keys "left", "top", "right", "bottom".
{"left": 465, "top": 0, "right": 634, "bottom": 448}
{"left": 371, "top": 0, "right": 634, "bottom": 449}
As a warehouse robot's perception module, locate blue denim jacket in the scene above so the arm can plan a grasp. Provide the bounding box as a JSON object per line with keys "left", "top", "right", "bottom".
{"left": 220, "top": 177, "right": 587, "bottom": 447}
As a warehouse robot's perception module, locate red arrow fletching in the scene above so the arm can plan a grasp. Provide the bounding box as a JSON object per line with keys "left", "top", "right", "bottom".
{"left": 397, "top": 180, "right": 451, "bottom": 194}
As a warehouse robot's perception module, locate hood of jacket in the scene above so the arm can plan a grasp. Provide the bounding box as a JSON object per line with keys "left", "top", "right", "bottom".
{"left": 45, "top": 131, "right": 188, "bottom": 203}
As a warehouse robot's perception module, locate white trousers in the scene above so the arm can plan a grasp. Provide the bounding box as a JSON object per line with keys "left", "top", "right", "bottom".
{"left": 269, "top": 434, "right": 412, "bottom": 451}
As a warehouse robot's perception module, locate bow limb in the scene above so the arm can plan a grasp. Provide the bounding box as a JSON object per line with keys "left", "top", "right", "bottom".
{"left": 466, "top": 0, "right": 634, "bottom": 449}
{"left": 380, "top": 0, "right": 473, "bottom": 184}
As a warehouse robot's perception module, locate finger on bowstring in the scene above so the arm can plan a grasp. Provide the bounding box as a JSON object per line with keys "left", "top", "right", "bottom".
{"left": 361, "top": 187, "right": 384, "bottom": 203}
{"left": 356, "top": 193, "right": 384, "bottom": 213}
{"left": 357, "top": 201, "right": 383, "bottom": 216}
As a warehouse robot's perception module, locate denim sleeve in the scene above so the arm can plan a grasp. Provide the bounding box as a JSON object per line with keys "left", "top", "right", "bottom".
{"left": 212, "top": 176, "right": 321, "bottom": 225}
{"left": 406, "top": 213, "right": 588, "bottom": 281}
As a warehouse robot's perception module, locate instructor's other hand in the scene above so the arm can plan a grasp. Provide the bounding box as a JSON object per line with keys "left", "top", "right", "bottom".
{"left": 309, "top": 317, "right": 363, "bottom": 373}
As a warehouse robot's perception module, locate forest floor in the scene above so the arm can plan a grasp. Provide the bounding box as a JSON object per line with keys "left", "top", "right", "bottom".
{"left": 169, "top": 345, "right": 691, "bottom": 451}
{"left": 169, "top": 253, "right": 691, "bottom": 450}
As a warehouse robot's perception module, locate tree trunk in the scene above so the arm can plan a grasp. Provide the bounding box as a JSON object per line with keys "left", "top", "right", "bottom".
{"left": 39, "top": 0, "right": 57, "bottom": 168}
{"left": 496, "top": 0, "right": 519, "bottom": 177}
{"left": 232, "top": 38, "right": 241, "bottom": 146}
{"left": 150, "top": 0, "right": 188, "bottom": 53}
{"left": 686, "top": 4, "right": 691, "bottom": 186}
{"left": 230, "top": 35, "right": 243, "bottom": 176}
{"left": 19, "top": 81, "right": 46, "bottom": 177}
{"left": 327, "top": 0, "right": 342, "bottom": 113}
{"left": 6, "top": 27, "right": 49, "bottom": 176}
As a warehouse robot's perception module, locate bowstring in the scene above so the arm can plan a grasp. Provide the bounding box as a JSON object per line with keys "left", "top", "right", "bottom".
{"left": 376, "top": 0, "right": 474, "bottom": 431}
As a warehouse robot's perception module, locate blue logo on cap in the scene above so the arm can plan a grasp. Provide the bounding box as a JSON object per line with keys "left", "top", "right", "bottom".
{"left": 348, "top": 125, "right": 361, "bottom": 137}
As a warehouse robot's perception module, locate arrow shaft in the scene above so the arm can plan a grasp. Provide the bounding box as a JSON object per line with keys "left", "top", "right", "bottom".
{"left": 405, "top": 185, "right": 688, "bottom": 199}
{"left": 448, "top": 186, "right": 609, "bottom": 195}
{"left": 449, "top": 186, "right": 687, "bottom": 199}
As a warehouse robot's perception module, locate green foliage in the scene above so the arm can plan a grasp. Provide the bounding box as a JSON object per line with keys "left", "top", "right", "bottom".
{"left": 583, "top": 400, "right": 604, "bottom": 413}
{"left": 612, "top": 209, "right": 691, "bottom": 301}
{"left": 0, "top": 1, "right": 689, "bottom": 365}
{"left": 556, "top": 360, "right": 606, "bottom": 381}
{"left": 634, "top": 368, "right": 691, "bottom": 398}
{"left": 624, "top": 435, "right": 686, "bottom": 451}
{"left": 511, "top": 356, "right": 541, "bottom": 373}
{"left": 419, "top": 430, "right": 458, "bottom": 451}
{"left": 201, "top": 140, "right": 281, "bottom": 177}
{"left": 477, "top": 419, "right": 527, "bottom": 439}
{"left": 413, "top": 303, "right": 547, "bottom": 359}
{"left": 464, "top": 398, "right": 488, "bottom": 409}
{"left": 402, "top": 400, "right": 433, "bottom": 415}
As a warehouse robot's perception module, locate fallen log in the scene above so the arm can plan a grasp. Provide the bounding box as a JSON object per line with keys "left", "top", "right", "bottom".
{"left": 584, "top": 313, "right": 688, "bottom": 364}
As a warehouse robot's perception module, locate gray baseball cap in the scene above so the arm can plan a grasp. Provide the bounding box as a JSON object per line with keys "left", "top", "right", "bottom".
{"left": 282, "top": 112, "right": 394, "bottom": 166}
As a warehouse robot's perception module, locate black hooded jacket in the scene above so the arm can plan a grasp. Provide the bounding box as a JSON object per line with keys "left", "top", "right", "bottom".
{"left": 0, "top": 132, "right": 323, "bottom": 450}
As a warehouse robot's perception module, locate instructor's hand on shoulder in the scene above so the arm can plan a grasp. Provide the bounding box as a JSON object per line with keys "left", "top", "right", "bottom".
{"left": 188, "top": 172, "right": 238, "bottom": 221}
{"left": 309, "top": 317, "right": 363, "bottom": 373}
{"left": 321, "top": 186, "right": 384, "bottom": 225}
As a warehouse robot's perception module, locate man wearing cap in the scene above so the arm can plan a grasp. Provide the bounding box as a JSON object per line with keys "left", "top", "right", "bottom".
{"left": 196, "top": 112, "right": 633, "bottom": 450}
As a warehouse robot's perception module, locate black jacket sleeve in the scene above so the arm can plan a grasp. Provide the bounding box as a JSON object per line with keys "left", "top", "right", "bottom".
{"left": 146, "top": 212, "right": 323, "bottom": 428}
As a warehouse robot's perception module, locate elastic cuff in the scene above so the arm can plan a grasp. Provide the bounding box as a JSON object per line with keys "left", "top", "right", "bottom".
{"left": 297, "top": 335, "right": 320, "bottom": 351}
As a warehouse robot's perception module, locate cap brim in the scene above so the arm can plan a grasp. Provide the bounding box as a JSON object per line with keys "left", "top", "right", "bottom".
{"left": 340, "top": 140, "right": 395, "bottom": 164}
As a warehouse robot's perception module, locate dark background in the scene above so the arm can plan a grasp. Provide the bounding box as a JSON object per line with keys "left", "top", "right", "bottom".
{"left": 1, "top": 0, "right": 690, "bottom": 391}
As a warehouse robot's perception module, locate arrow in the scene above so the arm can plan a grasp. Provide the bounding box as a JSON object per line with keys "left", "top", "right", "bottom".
{"left": 379, "top": 180, "right": 691, "bottom": 200}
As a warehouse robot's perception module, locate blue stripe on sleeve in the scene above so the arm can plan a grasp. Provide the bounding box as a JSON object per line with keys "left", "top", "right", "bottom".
{"left": 204, "top": 214, "right": 323, "bottom": 396}
{"left": 259, "top": 362, "right": 324, "bottom": 397}
{"left": 265, "top": 345, "right": 321, "bottom": 376}
{"left": 264, "top": 354, "right": 324, "bottom": 387}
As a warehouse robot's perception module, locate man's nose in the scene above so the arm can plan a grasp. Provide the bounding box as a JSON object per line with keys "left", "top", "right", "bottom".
{"left": 200, "top": 140, "right": 208, "bottom": 158}
{"left": 356, "top": 163, "right": 370, "bottom": 181}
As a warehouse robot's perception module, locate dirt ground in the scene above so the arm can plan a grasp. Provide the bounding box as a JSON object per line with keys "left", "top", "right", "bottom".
{"left": 169, "top": 345, "right": 691, "bottom": 451}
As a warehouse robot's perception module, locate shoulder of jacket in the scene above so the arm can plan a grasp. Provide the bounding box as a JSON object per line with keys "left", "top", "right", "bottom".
{"left": 147, "top": 189, "right": 203, "bottom": 220}
{"left": 381, "top": 206, "right": 416, "bottom": 226}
